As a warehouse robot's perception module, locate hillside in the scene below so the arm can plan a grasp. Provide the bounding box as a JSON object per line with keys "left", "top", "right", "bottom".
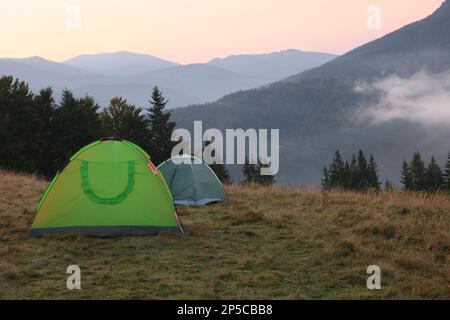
{"left": 172, "top": 1, "right": 450, "bottom": 185}
{"left": 1, "top": 170, "right": 449, "bottom": 299}
{"left": 289, "top": 0, "right": 450, "bottom": 81}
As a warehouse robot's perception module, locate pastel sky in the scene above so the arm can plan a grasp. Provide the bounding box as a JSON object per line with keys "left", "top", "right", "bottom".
{"left": 0, "top": 0, "right": 443, "bottom": 64}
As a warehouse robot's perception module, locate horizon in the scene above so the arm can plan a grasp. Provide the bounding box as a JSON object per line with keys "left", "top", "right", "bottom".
{"left": 0, "top": 0, "right": 443, "bottom": 64}
{"left": 0, "top": 48, "right": 335, "bottom": 65}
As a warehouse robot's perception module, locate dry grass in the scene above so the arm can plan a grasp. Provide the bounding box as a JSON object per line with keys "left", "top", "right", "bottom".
{"left": 0, "top": 170, "right": 449, "bottom": 299}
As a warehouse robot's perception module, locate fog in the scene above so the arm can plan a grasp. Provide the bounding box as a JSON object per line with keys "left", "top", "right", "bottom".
{"left": 356, "top": 70, "right": 450, "bottom": 126}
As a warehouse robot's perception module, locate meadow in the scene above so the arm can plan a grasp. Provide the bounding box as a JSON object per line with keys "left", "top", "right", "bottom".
{"left": 0, "top": 170, "right": 449, "bottom": 299}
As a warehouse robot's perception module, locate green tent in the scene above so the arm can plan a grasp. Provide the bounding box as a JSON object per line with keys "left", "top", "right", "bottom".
{"left": 158, "top": 155, "right": 226, "bottom": 206}
{"left": 29, "top": 138, "right": 184, "bottom": 238}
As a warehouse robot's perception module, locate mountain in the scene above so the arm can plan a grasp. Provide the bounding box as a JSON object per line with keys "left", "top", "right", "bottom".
{"left": 64, "top": 51, "right": 179, "bottom": 75}
{"left": 288, "top": 1, "right": 450, "bottom": 81}
{"left": 73, "top": 64, "right": 269, "bottom": 108}
{"left": 209, "top": 49, "right": 337, "bottom": 81}
{"left": 0, "top": 48, "right": 337, "bottom": 108}
{"left": 2, "top": 56, "right": 89, "bottom": 76}
{"left": 0, "top": 57, "right": 269, "bottom": 108}
{"left": 172, "top": 1, "right": 450, "bottom": 185}
{"left": 131, "top": 64, "right": 269, "bottom": 105}
{"left": 0, "top": 58, "right": 118, "bottom": 101}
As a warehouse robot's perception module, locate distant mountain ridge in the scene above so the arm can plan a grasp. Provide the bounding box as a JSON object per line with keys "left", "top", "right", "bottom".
{"left": 208, "top": 49, "right": 337, "bottom": 81}
{"left": 0, "top": 49, "right": 336, "bottom": 108}
{"left": 64, "top": 51, "right": 179, "bottom": 75}
{"left": 3, "top": 56, "right": 89, "bottom": 76}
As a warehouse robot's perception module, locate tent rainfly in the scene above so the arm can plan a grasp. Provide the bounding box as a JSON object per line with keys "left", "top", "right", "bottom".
{"left": 158, "top": 155, "right": 226, "bottom": 206}
{"left": 29, "top": 138, "right": 184, "bottom": 238}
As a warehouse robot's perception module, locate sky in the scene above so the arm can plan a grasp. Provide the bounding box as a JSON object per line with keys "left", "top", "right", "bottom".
{"left": 0, "top": 0, "right": 444, "bottom": 64}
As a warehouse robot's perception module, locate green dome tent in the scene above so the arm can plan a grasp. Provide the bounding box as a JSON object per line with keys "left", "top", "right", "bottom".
{"left": 29, "top": 138, "right": 184, "bottom": 238}
{"left": 158, "top": 155, "right": 226, "bottom": 206}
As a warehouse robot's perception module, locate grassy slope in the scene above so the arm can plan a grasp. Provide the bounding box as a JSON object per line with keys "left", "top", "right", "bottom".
{"left": 0, "top": 170, "right": 449, "bottom": 299}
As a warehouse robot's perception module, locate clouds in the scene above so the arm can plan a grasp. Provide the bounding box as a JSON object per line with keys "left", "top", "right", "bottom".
{"left": 357, "top": 71, "right": 450, "bottom": 126}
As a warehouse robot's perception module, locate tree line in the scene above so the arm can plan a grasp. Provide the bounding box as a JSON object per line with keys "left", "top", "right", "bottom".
{"left": 401, "top": 152, "right": 450, "bottom": 192}
{"left": 322, "top": 149, "right": 450, "bottom": 193}
{"left": 321, "top": 150, "right": 381, "bottom": 192}
{"left": 0, "top": 76, "right": 235, "bottom": 181}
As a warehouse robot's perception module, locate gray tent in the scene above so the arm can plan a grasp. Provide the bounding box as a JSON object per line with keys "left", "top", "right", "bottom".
{"left": 158, "top": 155, "right": 226, "bottom": 206}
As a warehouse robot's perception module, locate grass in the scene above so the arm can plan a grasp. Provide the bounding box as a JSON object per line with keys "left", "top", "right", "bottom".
{"left": 0, "top": 170, "right": 449, "bottom": 299}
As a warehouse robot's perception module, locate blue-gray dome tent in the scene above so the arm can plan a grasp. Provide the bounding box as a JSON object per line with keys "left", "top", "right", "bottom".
{"left": 158, "top": 155, "right": 226, "bottom": 206}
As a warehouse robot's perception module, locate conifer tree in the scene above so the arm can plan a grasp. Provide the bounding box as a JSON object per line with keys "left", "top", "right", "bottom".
{"left": 349, "top": 154, "right": 358, "bottom": 190}
{"left": 410, "top": 152, "right": 426, "bottom": 191}
{"left": 210, "top": 162, "right": 231, "bottom": 184}
{"left": 242, "top": 159, "right": 259, "bottom": 184}
{"left": 425, "top": 156, "right": 443, "bottom": 192}
{"left": 100, "top": 97, "right": 150, "bottom": 147}
{"left": 33, "top": 88, "right": 56, "bottom": 177}
{"left": 329, "top": 150, "right": 345, "bottom": 189}
{"left": 401, "top": 161, "right": 412, "bottom": 191}
{"left": 356, "top": 149, "right": 369, "bottom": 192}
{"left": 147, "top": 86, "right": 176, "bottom": 165}
{"left": 367, "top": 154, "right": 381, "bottom": 191}
{"left": 52, "top": 90, "right": 103, "bottom": 170}
{"left": 0, "top": 76, "right": 45, "bottom": 172}
{"left": 343, "top": 160, "right": 352, "bottom": 190}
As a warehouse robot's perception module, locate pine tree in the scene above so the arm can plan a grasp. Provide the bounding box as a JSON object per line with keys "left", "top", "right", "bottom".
{"left": 349, "top": 154, "right": 358, "bottom": 191}
{"left": 410, "top": 152, "right": 426, "bottom": 191}
{"left": 329, "top": 150, "right": 345, "bottom": 189}
{"left": 100, "top": 97, "right": 150, "bottom": 147}
{"left": 343, "top": 160, "right": 352, "bottom": 190}
{"left": 356, "top": 149, "right": 369, "bottom": 192}
{"left": 51, "top": 90, "right": 103, "bottom": 170}
{"left": 425, "top": 156, "right": 443, "bottom": 192}
{"left": 33, "top": 88, "right": 56, "bottom": 177}
{"left": 367, "top": 154, "right": 381, "bottom": 191}
{"left": 0, "top": 76, "right": 39, "bottom": 172}
{"left": 242, "top": 159, "right": 259, "bottom": 184}
{"left": 400, "top": 161, "right": 412, "bottom": 191}
{"left": 256, "top": 161, "right": 276, "bottom": 185}
{"left": 147, "top": 86, "right": 176, "bottom": 165}
{"left": 210, "top": 162, "right": 231, "bottom": 183}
